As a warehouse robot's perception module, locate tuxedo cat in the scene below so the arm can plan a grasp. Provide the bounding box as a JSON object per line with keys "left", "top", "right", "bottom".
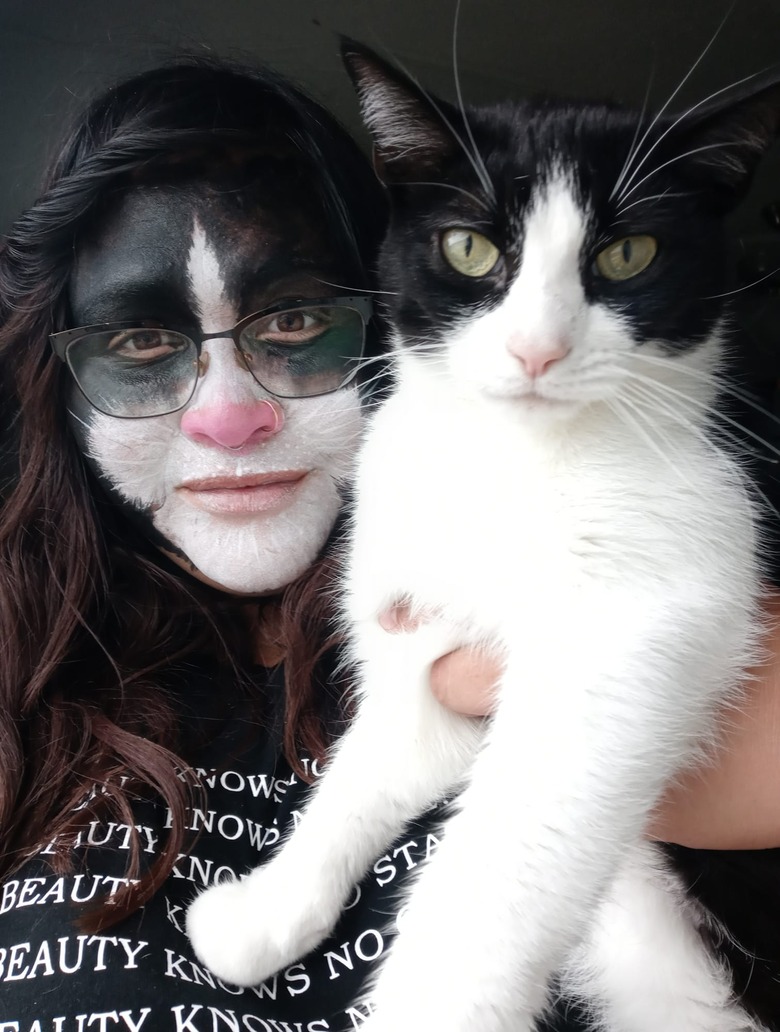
{"left": 188, "top": 41, "right": 780, "bottom": 1032}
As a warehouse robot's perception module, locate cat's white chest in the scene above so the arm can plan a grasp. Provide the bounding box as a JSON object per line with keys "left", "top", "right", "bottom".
{"left": 346, "top": 368, "right": 752, "bottom": 641}
{"left": 351, "top": 395, "right": 565, "bottom": 606}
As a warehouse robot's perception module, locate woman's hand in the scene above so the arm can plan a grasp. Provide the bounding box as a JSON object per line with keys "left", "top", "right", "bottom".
{"left": 428, "top": 647, "right": 501, "bottom": 716}
{"left": 649, "top": 589, "right": 780, "bottom": 850}
{"left": 381, "top": 590, "right": 780, "bottom": 849}
{"left": 379, "top": 600, "right": 500, "bottom": 716}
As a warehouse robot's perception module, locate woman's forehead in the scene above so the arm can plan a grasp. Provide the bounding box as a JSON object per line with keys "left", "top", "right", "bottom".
{"left": 69, "top": 179, "right": 336, "bottom": 326}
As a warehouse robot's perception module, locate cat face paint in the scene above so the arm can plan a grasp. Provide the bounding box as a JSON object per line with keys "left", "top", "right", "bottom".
{"left": 67, "top": 182, "right": 363, "bottom": 594}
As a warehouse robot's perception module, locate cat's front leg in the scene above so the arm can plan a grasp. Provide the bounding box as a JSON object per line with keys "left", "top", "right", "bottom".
{"left": 186, "top": 618, "right": 484, "bottom": 988}
{"left": 357, "top": 595, "right": 746, "bottom": 1032}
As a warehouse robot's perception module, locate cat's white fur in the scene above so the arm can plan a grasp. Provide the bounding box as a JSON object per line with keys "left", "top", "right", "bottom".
{"left": 187, "top": 174, "right": 764, "bottom": 1031}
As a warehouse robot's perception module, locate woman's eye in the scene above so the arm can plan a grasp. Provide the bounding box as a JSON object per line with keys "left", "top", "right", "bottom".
{"left": 595, "top": 235, "right": 658, "bottom": 281}
{"left": 107, "top": 329, "right": 181, "bottom": 360}
{"left": 271, "top": 312, "right": 311, "bottom": 334}
{"left": 441, "top": 229, "right": 501, "bottom": 278}
{"left": 259, "top": 309, "right": 329, "bottom": 344}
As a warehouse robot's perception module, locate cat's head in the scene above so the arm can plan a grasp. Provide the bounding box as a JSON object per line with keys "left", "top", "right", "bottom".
{"left": 343, "top": 41, "right": 780, "bottom": 423}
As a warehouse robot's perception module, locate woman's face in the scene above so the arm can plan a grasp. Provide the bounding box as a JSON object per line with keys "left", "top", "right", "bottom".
{"left": 66, "top": 175, "right": 364, "bottom": 594}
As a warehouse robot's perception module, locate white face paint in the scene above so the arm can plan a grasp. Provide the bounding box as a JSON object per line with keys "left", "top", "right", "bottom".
{"left": 83, "top": 389, "right": 361, "bottom": 594}
{"left": 68, "top": 189, "right": 364, "bottom": 595}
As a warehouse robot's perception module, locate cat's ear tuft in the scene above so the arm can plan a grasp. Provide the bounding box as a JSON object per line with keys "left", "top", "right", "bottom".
{"left": 340, "top": 39, "right": 460, "bottom": 184}
{"left": 672, "top": 70, "right": 780, "bottom": 207}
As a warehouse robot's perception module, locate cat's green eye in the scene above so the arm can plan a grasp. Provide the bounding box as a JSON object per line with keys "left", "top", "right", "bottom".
{"left": 441, "top": 229, "right": 500, "bottom": 278}
{"left": 595, "top": 235, "right": 658, "bottom": 281}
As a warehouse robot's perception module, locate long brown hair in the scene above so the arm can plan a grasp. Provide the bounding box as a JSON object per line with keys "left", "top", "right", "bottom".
{"left": 0, "top": 58, "right": 385, "bottom": 926}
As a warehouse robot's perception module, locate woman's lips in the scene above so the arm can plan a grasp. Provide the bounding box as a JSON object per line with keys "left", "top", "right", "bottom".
{"left": 177, "top": 471, "right": 308, "bottom": 515}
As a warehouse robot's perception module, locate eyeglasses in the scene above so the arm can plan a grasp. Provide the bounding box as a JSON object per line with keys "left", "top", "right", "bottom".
{"left": 49, "top": 296, "right": 373, "bottom": 419}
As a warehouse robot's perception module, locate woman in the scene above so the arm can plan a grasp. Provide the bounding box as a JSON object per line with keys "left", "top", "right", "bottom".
{"left": 0, "top": 57, "right": 405, "bottom": 1030}
{"left": 0, "top": 54, "right": 778, "bottom": 1032}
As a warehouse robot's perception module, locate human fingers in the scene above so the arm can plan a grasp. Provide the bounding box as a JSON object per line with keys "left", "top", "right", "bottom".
{"left": 430, "top": 647, "right": 501, "bottom": 717}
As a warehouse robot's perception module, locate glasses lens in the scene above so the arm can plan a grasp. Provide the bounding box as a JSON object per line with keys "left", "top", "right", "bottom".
{"left": 238, "top": 305, "right": 366, "bottom": 398}
{"left": 66, "top": 328, "right": 197, "bottom": 418}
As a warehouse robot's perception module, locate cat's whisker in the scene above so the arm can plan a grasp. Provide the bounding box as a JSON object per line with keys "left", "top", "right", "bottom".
{"left": 622, "top": 380, "right": 704, "bottom": 441}
{"left": 624, "top": 375, "right": 728, "bottom": 435}
{"left": 355, "top": 364, "right": 389, "bottom": 386}
{"left": 625, "top": 390, "right": 750, "bottom": 474}
{"left": 610, "top": 4, "right": 735, "bottom": 201}
{"left": 702, "top": 265, "right": 780, "bottom": 299}
{"left": 624, "top": 380, "right": 733, "bottom": 454}
{"left": 610, "top": 5, "right": 742, "bottom": 203}
{"left": 378, "top": 47, "right": 497, "bottom": 205}
{"left": 351, "top": 351, "right": 389, "bottom": 367}
{"left": 610, "top": 67, "right": 656, "bottom": 202}
{"left": 614, "top": 190, "right": 694, "bottom": 218}
{"left": 67, "top": 409, "right": 92, "bottom": 433}
{"left": 608, "top": 395, "right": 698, "bottom": 491}
{"left": 629, "top": 351, "right": 780, "bottom": 428}
{"left": 357, "top": 370, "right": 395, "bottom": 395}
{"left": 545, "top": 371, "right": 626, "bottom": 396}
{"left": 615, "top": 69, "right": 763, "bottom": 205}
{"left": 620, "top": 394, "right": 712, "bottom": 485}
{"left": 562, "top": 352, "right": 623, "bottom": 374}
{"left": 618, "top": 141, "right": 742, "bottom": 205}
{"left": 349, "top": 354, "right": 392, "bottom": 380}
{"left": 451, "top": 0, "right": 495, "bottom": 209}
{"left": 402, "top": 338, "right": 448, "bottom": 354}
{"left": 402, "top": 180, "right": 491, "bottom": 211}
{"left": 622, "top": 380, "right": 780, "bottom": 522}
{"left": 628, "top": 350, "right": 722, "bottom": 387}
{"left": 625, "top": 368, "right": 780, "bottom": 464}
{"left": 313, "top": 276, "right": 399, "bottom": 297}
{"left": 629, "top": 349, "right": 721, "bottom": 377}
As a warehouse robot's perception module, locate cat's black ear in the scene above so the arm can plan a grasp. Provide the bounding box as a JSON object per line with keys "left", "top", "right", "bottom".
{"left": 669, "top": 70, "right": 780, "bottom": 207}
{"left": 340, "top": 39, "right": 461, "bottom": 184}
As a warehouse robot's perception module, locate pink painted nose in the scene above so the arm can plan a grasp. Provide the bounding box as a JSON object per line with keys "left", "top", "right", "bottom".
{"left": 507, "top": 338, "right": 570, "bottom": 379}
{"left": 180, "top": 399, "right": 284, "bottom": 449}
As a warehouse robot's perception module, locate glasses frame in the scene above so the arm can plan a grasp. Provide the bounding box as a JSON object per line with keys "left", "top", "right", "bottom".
{"left": 49, "top": 294, "right": 374, "bottom": 418}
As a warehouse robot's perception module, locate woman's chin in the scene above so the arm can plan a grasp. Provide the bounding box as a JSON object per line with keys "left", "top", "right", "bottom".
{"left": 159, "top": 548, "right": 286, "bottom": 596}
{"left": 156, "top": 482, "right": 341, "bottom": 596}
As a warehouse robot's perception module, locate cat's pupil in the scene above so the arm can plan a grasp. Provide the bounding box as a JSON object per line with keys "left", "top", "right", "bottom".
{"left": 622, "top": 239, "right": 632, "bottom": 263}
{"left": 464, "top": 234, "right": 473, "bottom": 257}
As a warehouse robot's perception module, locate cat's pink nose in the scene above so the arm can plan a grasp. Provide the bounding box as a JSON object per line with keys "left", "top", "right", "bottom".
{"left": 180, "top": 399, "right": 284, "bottom": 450}
{"left": 508, "top": 338, "right": 570, "bottom": 379}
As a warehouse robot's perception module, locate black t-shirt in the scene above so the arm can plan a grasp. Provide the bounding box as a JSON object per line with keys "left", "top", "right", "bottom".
{"left": 0, "top": 664, "right": 582, "bottom": 1032}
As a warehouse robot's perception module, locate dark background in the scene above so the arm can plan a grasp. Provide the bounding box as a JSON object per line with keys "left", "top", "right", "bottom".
{"left": 1, "top": 0, "right": 779, "bottom": 380}
{"left": 1, "top": 0, "right": 779, "bottom": 230}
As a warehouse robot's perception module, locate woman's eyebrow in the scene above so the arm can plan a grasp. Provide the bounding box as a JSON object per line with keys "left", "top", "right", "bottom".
{"left": 74, "top": 255, "right": 338, "bottom": 324}
{"left": 71, "top": 279, "right": 193, "bottom": 324}
{"left": 236, "top": 262, "right": 340, "bottom": 307}
{"left": 238, "top": 254, "right": 324, "bottom": 286}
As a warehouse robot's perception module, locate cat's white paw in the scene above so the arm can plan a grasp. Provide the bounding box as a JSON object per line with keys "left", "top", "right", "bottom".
{"left": 186, "top": 866, "right": 336, "bottom": 987}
